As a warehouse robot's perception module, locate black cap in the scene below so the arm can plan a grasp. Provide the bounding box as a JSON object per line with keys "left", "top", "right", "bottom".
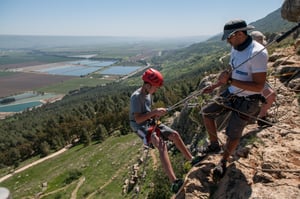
{"left": 222, "top": 19, "right": 255, "bottom": 40}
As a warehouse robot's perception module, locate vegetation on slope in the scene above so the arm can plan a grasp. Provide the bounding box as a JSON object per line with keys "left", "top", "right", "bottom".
{"left": 0, "top": 7, "right": 298, "bottom": 198}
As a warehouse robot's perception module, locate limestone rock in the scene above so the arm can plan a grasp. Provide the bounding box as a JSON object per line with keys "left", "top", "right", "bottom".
{"left": 281, "top": 0, "right": 300, "bottom": 22}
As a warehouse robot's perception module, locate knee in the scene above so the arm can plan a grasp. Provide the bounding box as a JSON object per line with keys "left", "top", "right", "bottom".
{"left": 168, "top": 131, "right": 180, "bottom": 142}
{"left": 156, "top": 142, "right": 167, "bottom": 153}
{"left": 225, "top": 129, "right": 243, "bottom": 140}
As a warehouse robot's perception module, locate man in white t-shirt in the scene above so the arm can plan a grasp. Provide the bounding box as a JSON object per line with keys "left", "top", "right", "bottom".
{"left": 200, "top": 19, "right": 268, "bottom": 180}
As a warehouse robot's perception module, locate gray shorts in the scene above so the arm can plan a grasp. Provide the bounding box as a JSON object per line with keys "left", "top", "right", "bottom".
{"left": 133, "top": 121, "right": 176, "bottom": 143}
{"left": 201, "top": 90, "right": 261, "bottom": 140}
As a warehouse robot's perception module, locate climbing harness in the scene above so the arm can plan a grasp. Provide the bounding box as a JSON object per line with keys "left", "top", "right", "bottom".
{"left": 146, "top": 120, "right": 161, "bottom": 145}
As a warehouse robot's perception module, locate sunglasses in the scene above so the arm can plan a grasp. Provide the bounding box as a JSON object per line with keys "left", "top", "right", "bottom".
{"left": 227, "top": 32, "right": 236, "bottom": 40}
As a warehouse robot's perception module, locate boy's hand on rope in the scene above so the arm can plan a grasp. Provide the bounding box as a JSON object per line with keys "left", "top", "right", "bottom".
{"left": 153, "top": 108, "right": 167, "bottom": 118}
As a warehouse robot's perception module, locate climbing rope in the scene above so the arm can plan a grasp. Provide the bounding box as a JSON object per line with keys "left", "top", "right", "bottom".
{"left": 167, "top": 89, "right": 204, "bottom": 111}
{"left": 132, "top": 147, "right": 150, "bottom": 199}
{"left": 212, "top": 98, "right": 300, "bottom": 134}
{"left": 135, "top": 120, "right": 158, "bottom": 199}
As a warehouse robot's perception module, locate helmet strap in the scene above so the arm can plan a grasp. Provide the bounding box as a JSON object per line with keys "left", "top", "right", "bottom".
{"left": 143, "top": 82, "right": 152, "bottom": 95}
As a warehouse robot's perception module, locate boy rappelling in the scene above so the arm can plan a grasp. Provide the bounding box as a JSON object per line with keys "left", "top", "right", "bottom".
{"left": 129, "top": 68, "right": 204, "bottom": 193}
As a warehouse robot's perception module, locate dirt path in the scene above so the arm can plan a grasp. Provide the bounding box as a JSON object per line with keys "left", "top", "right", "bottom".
{"left": 37, "top": 175, "right": 80, "bottom": 199}
{"left": 0, "top": 145, "right": 71, "bottom": 183}
{"left": 70, "top": 176, "right": 86, "bottom": 199}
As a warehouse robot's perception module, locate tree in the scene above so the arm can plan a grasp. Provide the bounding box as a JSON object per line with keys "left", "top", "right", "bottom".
{"left": 40, "top": 141, "right": 51, "bottom": 157}
{"left": 94, "top": 124, "right": 108, "bottom": 142}
{"left": 80, "top": 128, "right": 91, "bottom": 147}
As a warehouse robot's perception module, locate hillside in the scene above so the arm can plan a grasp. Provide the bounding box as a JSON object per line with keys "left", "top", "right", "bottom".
{"left": 173, "top": 41, "right": 300, "bottom": 199}
{"left": 1, "top": 43, "right": 298, "bottom": 199}
{"left": 0, "top": 6, "right": 300, "bottom": 199}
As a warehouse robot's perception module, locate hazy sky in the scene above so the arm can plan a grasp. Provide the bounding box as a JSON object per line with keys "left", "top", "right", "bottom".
{"left": 0, "top": 0, "right": 285, "bottom": 37}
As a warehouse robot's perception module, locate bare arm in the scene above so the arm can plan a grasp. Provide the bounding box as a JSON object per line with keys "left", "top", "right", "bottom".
{"left": 230, "top": 72, "right": 266, "bottom": 92}
{"left": 134, "top": 108, "right": 167, "bottom": 124}
{"left": 218, "top": 70, "right": 266, "bottom": 92}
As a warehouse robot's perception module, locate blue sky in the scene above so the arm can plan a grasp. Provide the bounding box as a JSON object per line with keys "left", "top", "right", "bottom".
{"left": 0, "top": 0, "right": 285, "bottom": 37}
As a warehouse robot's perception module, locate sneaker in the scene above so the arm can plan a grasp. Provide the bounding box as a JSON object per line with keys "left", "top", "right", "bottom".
{"left": 190, "top": 154, "right": 207, "bottom": 166}
{"left": 257, "top": 116, "right": 274, "bottom": 127}
{"left": 212, "top": 160, "right": 227, "bottom": 182}
{"left": 170, "top": 179, "right": 184, "bottom": 193}
{"left": 198, "top": 142, "right": 221, "bottom": 154}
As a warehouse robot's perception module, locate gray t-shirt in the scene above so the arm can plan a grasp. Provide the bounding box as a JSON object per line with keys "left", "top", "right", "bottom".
{"left": 129, "top": 88, "right": 152, "bottom": 131}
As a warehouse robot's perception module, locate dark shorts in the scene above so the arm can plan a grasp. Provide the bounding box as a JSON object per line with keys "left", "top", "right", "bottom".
{"left": 201, "top": 90, "right": 261, "bottom": 140}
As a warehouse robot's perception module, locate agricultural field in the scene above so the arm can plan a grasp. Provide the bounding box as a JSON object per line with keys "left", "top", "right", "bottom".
{"left": 0, "top": 37, "right": 191, "bottom": 115}
{"left": 0, "top": 45, "right": 150, "bottom": 97}
{"left": 0, "top": 71, "right": 75, "bottom": 98}
{"left": 35, "top": 77, "right": 111, "bottom": 94}
{"left": 0, "top": 46, "right": 145, "bottom": 115}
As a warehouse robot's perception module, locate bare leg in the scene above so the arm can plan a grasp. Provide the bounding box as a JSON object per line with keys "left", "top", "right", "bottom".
{"left": 202, "top": 116, "right": 218, "bottom": 143}
{"left": 222, "top": 138, "right": 240, "bottom": 161}
{"left": 168, "top": 131, "right": 193, "bottom": 161}
{"left": 151, "top": 133, "right": 176, "bottom": 182}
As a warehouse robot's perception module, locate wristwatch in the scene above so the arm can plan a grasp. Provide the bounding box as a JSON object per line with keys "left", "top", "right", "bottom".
{"left": 227, "top": 77, "right": 233, "bottom": 84}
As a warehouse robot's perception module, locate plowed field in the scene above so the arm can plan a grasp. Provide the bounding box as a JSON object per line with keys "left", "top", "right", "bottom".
{"left": 0, "top": 72, "right": 75, "bottom": 98}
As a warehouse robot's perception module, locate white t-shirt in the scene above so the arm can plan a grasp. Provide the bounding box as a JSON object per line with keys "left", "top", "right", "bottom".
{"left": 228, "top": 40, "right": 268, "bottom": 96}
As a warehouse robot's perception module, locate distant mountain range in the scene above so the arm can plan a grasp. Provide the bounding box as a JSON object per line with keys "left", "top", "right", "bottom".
{"left": 0, "top": 34, "right": 210, "bottom": 49}
{"left": 2, "top": 8, "right": 297, "bottom": 50}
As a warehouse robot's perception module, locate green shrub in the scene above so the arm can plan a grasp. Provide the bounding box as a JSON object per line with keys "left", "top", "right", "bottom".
{"left": 64, "top": 169, "right": 82, "bottom": 184}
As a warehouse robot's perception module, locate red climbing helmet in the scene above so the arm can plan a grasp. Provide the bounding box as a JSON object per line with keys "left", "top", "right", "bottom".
{"left": 142, "top": 68, "right": 164, "bottom": 87}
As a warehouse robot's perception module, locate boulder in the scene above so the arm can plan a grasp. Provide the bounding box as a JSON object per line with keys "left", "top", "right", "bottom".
{"left": 281, "top": 0, "right": 300, "bottom": 22}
